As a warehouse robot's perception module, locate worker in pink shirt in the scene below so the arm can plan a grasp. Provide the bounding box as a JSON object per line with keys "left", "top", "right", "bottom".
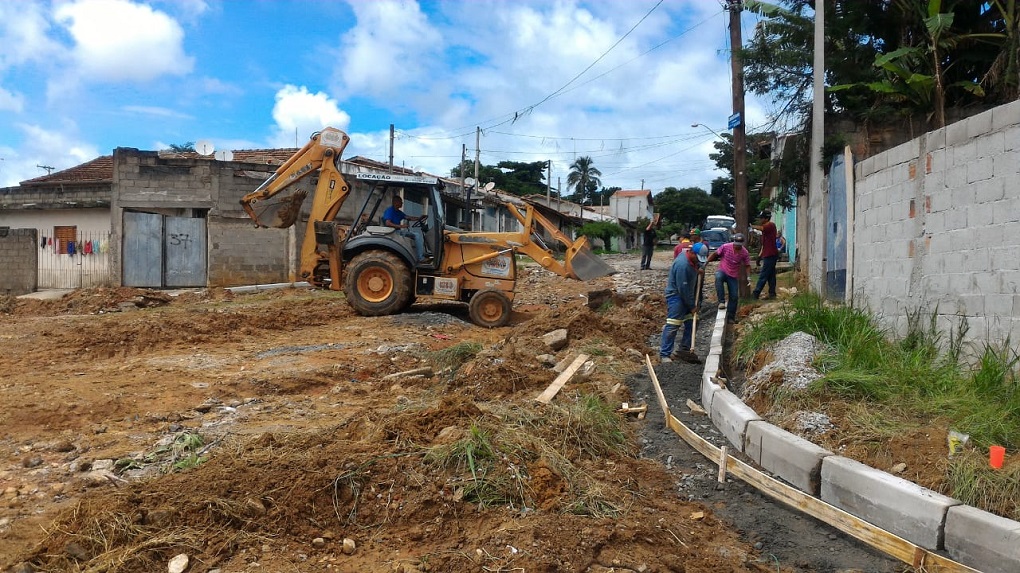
{"left": 706, "top": 233, "right": 752, "bottom": 324}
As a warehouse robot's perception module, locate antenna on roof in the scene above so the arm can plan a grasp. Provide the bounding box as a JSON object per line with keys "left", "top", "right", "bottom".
{"left": 195, "top": 140, "right": 215, "bottom": 156}
{"left": 37, "top": 164, "right": 55, "bottom": 175}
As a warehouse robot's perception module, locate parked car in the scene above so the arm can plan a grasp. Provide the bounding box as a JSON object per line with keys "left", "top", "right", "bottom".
{"left": 700, "top": 228, "right": 731, "bottom": 252}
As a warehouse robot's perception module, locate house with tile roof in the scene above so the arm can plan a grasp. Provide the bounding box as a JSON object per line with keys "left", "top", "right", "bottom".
{"left": 0, "top": 157, "right": 115, "bottom": 288}
{"left": 1, "top": 145, "right": 603, "bottom": 291}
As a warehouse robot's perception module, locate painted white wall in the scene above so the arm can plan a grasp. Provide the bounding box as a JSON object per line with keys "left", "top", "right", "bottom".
{"left": 0, "top": 209, "right": 111, "bottom": 233}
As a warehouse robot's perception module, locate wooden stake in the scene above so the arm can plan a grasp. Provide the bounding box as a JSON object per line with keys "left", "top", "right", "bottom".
{"left": 717, "top": 446, "right": 728, "bottom": 483}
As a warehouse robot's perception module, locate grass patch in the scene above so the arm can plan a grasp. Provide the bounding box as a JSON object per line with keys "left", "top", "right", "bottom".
{"left": 740, "top": 293, "right": 1020, "bottom": 518}
{"left": 427, "top": 342, "right": 482, "bottom": 372}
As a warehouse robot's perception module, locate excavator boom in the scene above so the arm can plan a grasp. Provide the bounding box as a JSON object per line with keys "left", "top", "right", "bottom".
{"left": 446, "top": 202, "right": 616, "bottom": 281}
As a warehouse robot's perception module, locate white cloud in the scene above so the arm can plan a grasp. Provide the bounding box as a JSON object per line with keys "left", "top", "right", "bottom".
{"left": 337, "top": 0, "right": 442, "bottom": 97}
{"left": 54, "top": 0, "right": 194, "bottom": 83}
{"left": 0, "top": 123, "right": 100, "bottom": 187}
{"left": 268, "top": 85, "right": 352, "bottom": 148}
{"left": 0, "top": 2, "right": 62, "bottom": 70}
{"left": 122, "top": 105, "right": 193, "bottom": 119}
{"left": 0, "top": 86, "right": 25, "bottom": 112}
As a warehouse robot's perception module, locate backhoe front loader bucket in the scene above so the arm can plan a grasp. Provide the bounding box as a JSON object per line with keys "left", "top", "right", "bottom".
{"left": 252, "top": 190, "right": 308, "bottom": 228}
{"left": 565, "top": 237, "right": 617, "bottom": 281}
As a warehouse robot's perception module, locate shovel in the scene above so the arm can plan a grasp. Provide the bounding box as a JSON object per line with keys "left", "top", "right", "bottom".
{"left": 690, "top": 271, "right": 704, "bottom": 351}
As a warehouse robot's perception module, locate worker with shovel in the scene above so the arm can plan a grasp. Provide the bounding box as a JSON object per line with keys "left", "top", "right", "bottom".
{"left": 659, "top": 246, "right": 703, "bottom": 364}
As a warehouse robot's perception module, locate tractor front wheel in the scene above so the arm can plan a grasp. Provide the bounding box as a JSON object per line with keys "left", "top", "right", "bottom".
{"left": 468, "top": 289, "right": 512, "bottom": 328}
{"left": 343, "top": 251, "right": 413, "bottom": 316}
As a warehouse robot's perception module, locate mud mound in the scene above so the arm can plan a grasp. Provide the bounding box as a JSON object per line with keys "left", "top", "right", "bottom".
{"left": 509, "top": 297, "right": 662, "bottom": 356}
{"left": 39, "top": 294, "right": 356, "bottom": 358}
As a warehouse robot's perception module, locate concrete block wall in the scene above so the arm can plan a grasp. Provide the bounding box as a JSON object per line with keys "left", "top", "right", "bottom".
{"left": 0, "top": 228, "right": 38, "bottom": 295}
{"left": 208, "top": 217, "right": 292, "bottom": 287}
{"left": 0, "top": 183, "right": 111, "bottom": 210}
{"left": 698, "top": 313, "right": 1020, "bottom": 571}
{"left": 852, "top": 99, "right": 1020, "bottom": 349}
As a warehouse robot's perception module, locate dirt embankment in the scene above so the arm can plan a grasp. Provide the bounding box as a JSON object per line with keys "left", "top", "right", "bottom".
{"left": 1, "top": 255, "right": 789, "bottom": 573}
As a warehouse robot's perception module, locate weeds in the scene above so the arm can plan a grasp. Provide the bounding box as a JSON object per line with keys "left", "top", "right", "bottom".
{"left": 945, "top": 450, "right": 1020, "bottom": 521}
{"left": 742, "top": 293, "right": 1020, "bottom": 517}
{"left": 423, "top": 394, "right": 632, "bottom": 514}
{"left": 0, "top": 294, "right": 14, "bottom": 314}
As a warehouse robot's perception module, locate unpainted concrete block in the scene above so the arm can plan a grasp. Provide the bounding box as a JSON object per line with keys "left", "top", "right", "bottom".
{"left": 709, "top": 389, "right": 761, "bottom": 452}
{"left": 820, "top": 456, "right": 960, "bottom": 550}
{"left": 743, "top": 421, "right": 832, "bottom": 496}
{"left": 944, "top": 504, "right": 1020, "bottom": 573}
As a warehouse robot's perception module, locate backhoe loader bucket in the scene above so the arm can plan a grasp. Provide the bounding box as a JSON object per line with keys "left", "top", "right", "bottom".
{"left": 565, "top": 237, "right": 617, "bottom": 281}
{"left": 254, "top": 190, "right": 308, "bottom": 228}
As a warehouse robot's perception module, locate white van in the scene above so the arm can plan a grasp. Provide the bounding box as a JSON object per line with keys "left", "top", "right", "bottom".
{"left": 704, "top": 215, "right": 735, "bottom": 232}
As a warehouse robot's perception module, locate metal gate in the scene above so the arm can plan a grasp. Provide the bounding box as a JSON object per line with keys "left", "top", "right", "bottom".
{"left": 825, "top": 152, "right": 849, "bottom": 301}
{"left": 37, "top": 229, "right": 113, "bottom": 289}
{"left": 123, "top": 212, "right": 207, "bottom": 288}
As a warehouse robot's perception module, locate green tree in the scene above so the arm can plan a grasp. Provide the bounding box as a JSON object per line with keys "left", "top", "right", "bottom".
{"left": 566, "top": 156, "right": 602, "bottom": 205}
{"left": 577, "top": 220, "right": 624, "bottom": 252}
{"left": 449, "top": 160, "right": 549, "bottom": 196}
{"left": 167, "top": 142, "right": 196, "bottom": 153}
{"left": 591, "top": 186, "right": 620, "bottom": 208}
{"left": 654, "top": 187, "right": 727, "bottom": 235}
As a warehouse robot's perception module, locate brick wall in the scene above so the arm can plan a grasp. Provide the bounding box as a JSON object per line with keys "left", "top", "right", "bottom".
{"left": 853, "top": 100, "right": 1020, "bottom": 349}
{"left": 0, "top": 228, "right": 38, "bottom": 295}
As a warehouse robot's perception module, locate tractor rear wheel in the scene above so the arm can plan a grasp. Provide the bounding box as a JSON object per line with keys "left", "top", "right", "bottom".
{"left": 343, "top": 251, "right": 413, "bottom": 316}
{"left": 468, "top": 289, "right": 512, "bottom": 328}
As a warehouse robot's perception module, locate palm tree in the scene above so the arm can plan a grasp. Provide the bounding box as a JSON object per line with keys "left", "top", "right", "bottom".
{"left": 566, "top": 156, "right": 602, "bottom": 205}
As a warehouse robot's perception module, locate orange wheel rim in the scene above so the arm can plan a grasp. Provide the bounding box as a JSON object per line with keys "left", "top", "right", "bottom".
{"left": 357, "top": 268, "right": 393, "bottom": 303}
{"left": 479, "top": 298, "right": 504, "bottom": 322}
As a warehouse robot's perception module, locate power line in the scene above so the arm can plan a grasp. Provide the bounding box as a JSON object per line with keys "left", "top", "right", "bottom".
{"left": 394, "top": 0, "right": 669, "bottom": 141}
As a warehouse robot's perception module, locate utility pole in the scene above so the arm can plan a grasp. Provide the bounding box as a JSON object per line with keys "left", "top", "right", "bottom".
{"left": 388, "top": 124, "right": 394, "bottom": 173}
{"left": 808, "top": 0, "right": 825, "bottom": 293}
{"left": 472, "top": 127, "right": 481, "bottom": 231}
{"left": 546, "top": 160, "right": 552, "bottom": 202}
{"left": 37, "top": 164, "right": 55, "bottom": 175}
{"left": 641, "top": 178, "right": 644, "bottom": 190}
{"left": 729, "top": 0, "right": 750, "bottom": 297}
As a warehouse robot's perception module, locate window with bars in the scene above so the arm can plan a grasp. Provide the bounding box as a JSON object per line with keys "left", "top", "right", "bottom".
{"left": 54, "top": 225, "right": 76, "bottom": 255}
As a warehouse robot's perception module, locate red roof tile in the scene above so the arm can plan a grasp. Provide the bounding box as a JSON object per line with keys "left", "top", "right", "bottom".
{"left": 614, "top": 189, "right": 651, "bottom": 197}
{"left": 21, "top": 156, "right": 113, "bottom": 186}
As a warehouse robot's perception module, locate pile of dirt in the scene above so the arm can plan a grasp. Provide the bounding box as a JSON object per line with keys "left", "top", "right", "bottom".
{"left": 11, "top": 395, "right": 774, "bottom": 573}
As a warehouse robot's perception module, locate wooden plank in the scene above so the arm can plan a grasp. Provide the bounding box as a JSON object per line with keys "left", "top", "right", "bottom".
{"left": 643, "top": 354, "right": 670, "bottom": 424}
{"left": 535, "top": 354, "right": 590, "bottom": 404}
{"left": 645, "top": 360, "right": 979, "bottom": 573}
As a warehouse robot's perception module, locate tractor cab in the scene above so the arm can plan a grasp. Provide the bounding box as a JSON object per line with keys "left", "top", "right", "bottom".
{"left": 342, "top": 173, "right": 446, "bottom": 271}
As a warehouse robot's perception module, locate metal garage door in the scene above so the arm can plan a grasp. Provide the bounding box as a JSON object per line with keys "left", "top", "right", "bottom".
{"left": 123, "top": 212, "right": 207, "bottom": 288}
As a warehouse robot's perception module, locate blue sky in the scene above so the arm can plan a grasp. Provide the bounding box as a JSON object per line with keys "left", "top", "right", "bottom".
{"left": 0, "top": 0, "right": 769, "bottom": 194}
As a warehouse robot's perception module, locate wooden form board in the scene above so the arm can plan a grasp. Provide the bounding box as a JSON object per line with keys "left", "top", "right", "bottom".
{"left": 535, "top": 354, "right": 590, "bottom": 404}
{"left": 644, "top": 358, "right": 980, "bottom": 573}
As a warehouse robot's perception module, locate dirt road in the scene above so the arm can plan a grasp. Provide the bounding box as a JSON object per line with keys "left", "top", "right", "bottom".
{"left": 0, "top": 251, "right": 898, "bottom": 572}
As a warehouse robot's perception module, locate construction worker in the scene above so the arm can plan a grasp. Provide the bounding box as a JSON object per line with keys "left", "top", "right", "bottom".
{"left": 660, "top": 246, "right": 703, "bottom": 364}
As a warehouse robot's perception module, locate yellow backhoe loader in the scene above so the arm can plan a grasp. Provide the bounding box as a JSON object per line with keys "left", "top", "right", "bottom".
{"left": 240, "top": 127, "right": 616, "bottom": 327}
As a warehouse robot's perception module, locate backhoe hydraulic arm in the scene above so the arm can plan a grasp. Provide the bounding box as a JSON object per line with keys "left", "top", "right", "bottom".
{"left": 239, "top": 126, "right": 352, "bottom": 285}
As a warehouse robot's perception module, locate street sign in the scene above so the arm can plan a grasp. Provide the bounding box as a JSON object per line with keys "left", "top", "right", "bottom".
{"left": 727, "top": 113, "right": 742, "bottom": 129}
